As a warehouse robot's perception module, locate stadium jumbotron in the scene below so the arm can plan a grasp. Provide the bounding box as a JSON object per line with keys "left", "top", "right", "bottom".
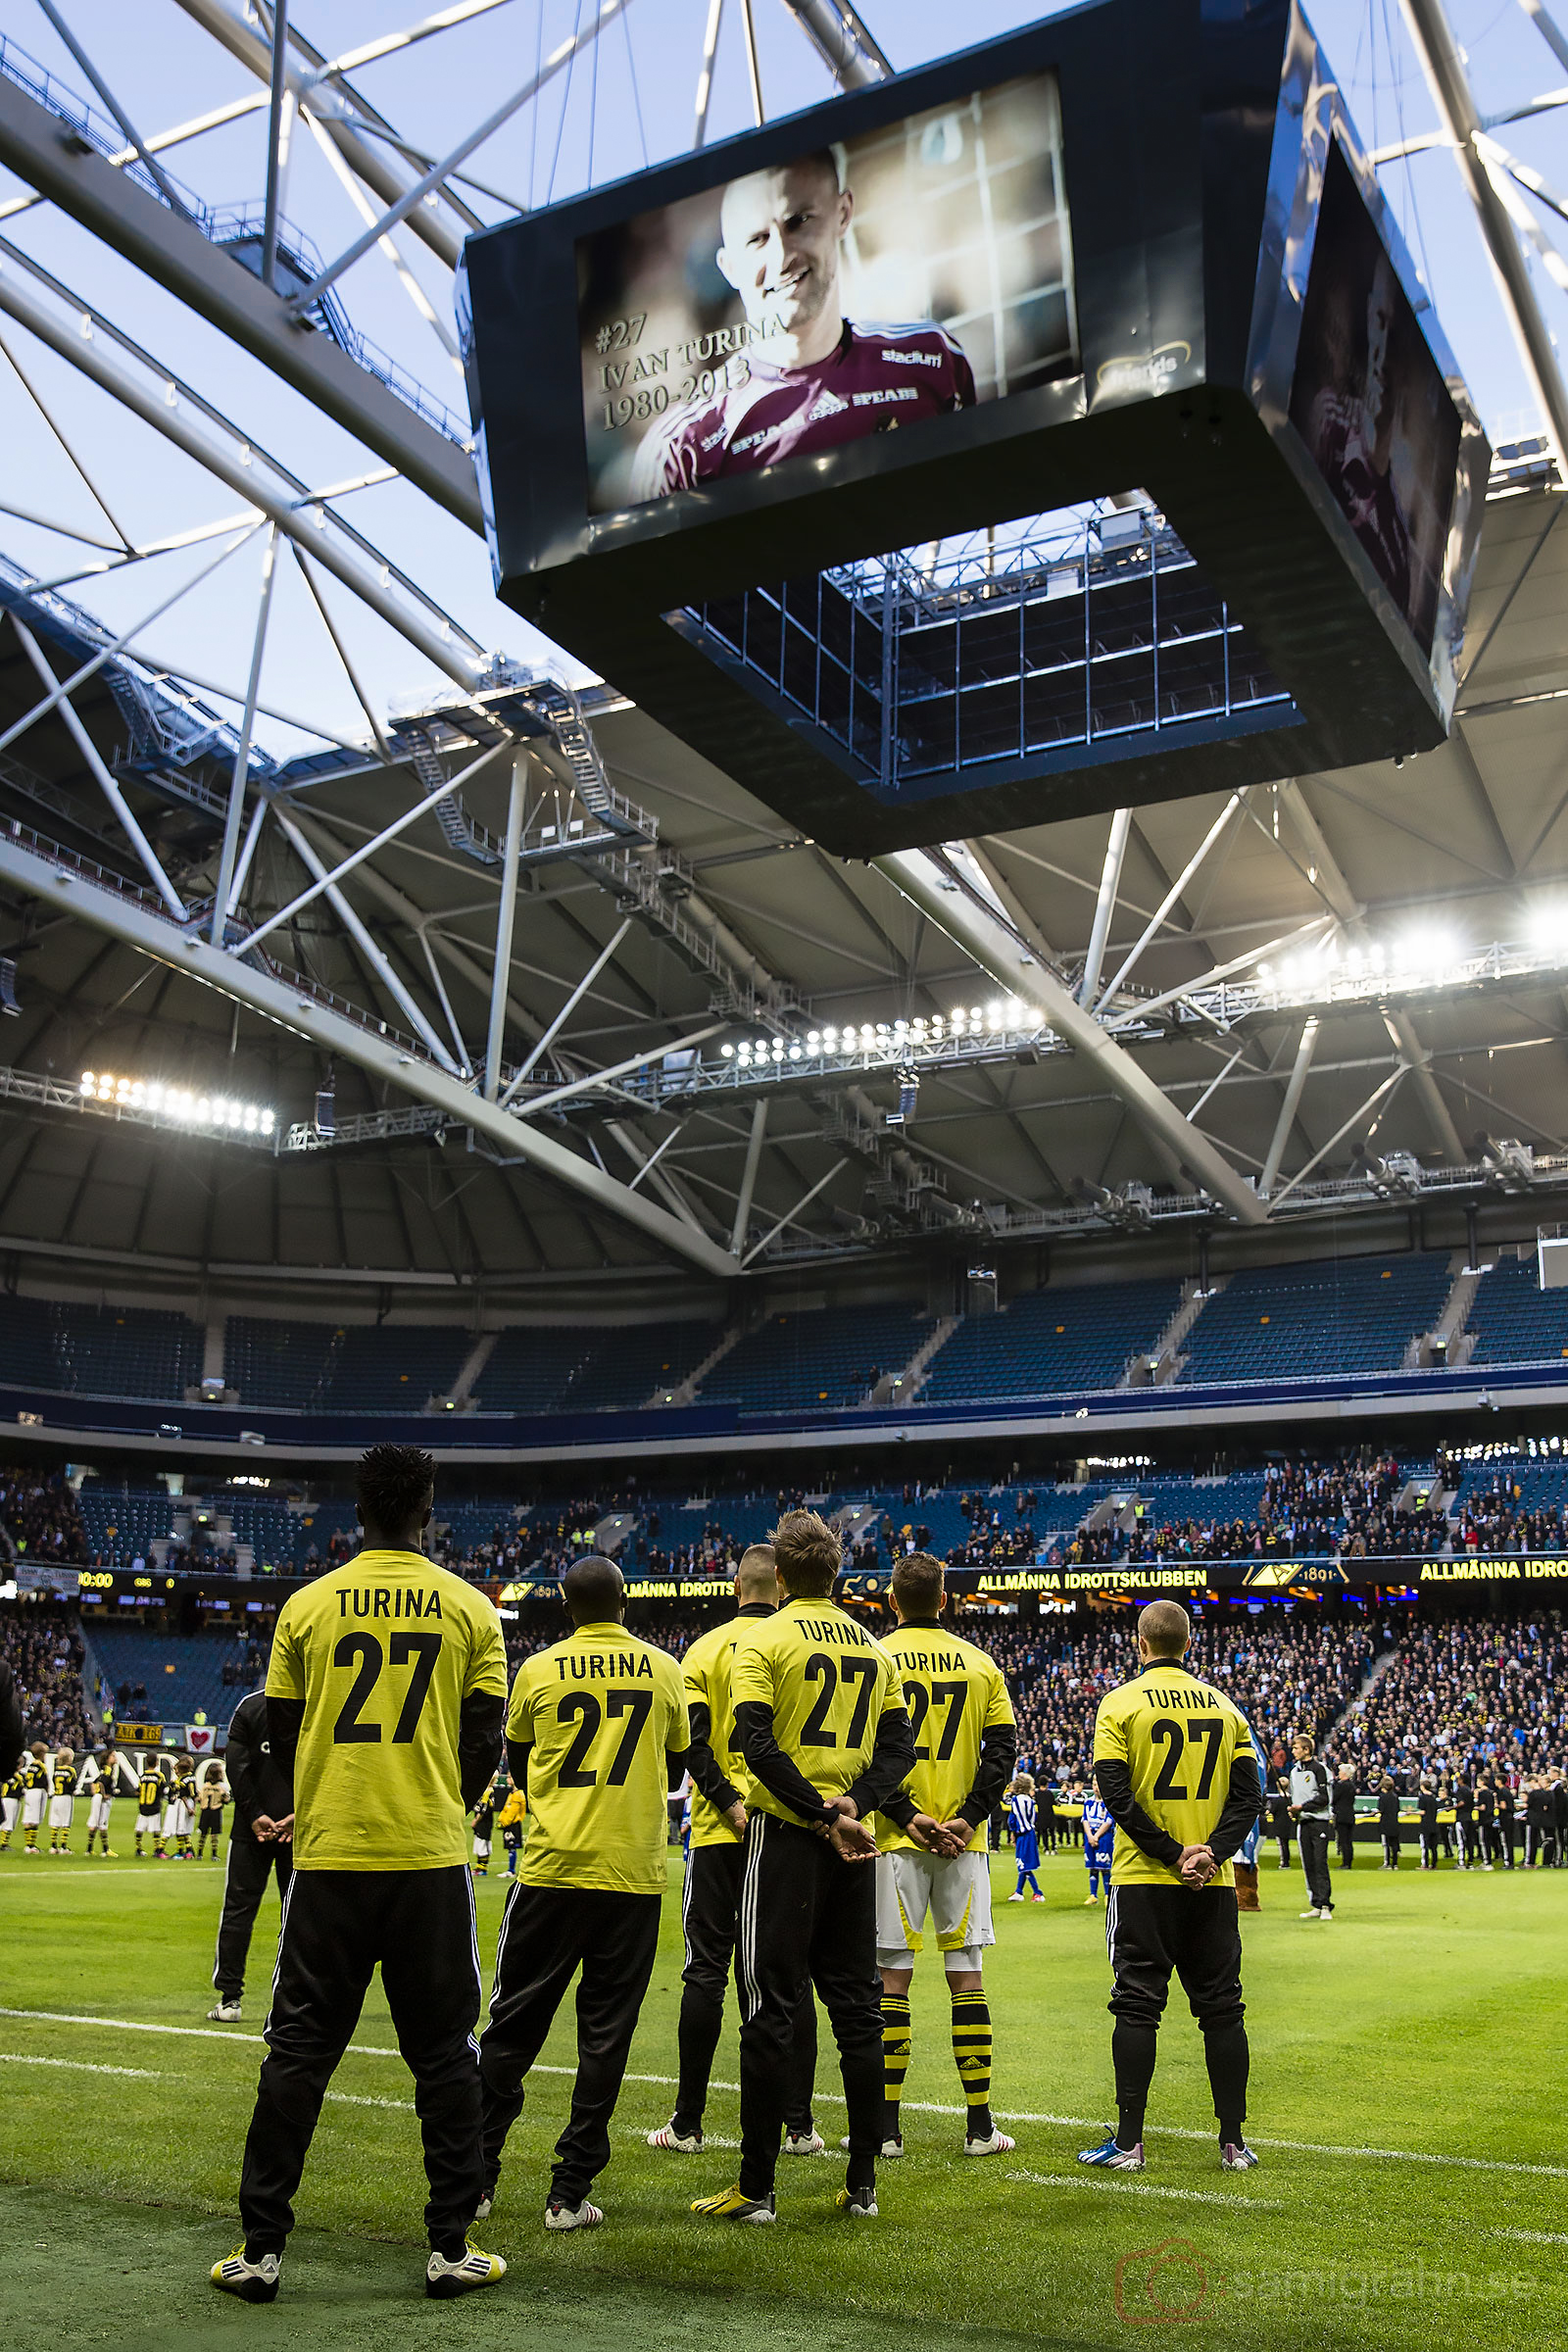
{"left": 1, "top": 3, "right": 1566, "bottom": 2347}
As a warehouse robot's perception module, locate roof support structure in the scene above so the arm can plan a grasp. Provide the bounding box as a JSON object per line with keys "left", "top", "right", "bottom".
{"left": 872, "top": 847, "right": 1266, "bottom": 1224}
{"left": 1258, "top": 1014, "right": 1319, "bottom": 1197}
{"left": 1400, "top": 0, "right": 1568, "bottom": 479}
{"left": 0, "top": 238, "right": 487, "bottom": 680}
{"left": 774, "top": 0, "right": 892, "bottom": 86}
{"left": 0, "top": 825, "right": 741, "bottom": 1278}
{"left": 1079, "top": 808, "right": 1131, "bottom": 1005}
{"left": 484, "top": 750, "right": 528, "bottom": 1100}
{"left": 0, "top": 71, "right": 482, "bottom": 527}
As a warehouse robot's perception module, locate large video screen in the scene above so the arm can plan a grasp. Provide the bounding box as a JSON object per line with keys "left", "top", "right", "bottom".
{"left": 574, "top": 72, "right": 1077, "bottom": 515}
{"left": 1288, "top": 140, "right": 1461, "bottom": 658}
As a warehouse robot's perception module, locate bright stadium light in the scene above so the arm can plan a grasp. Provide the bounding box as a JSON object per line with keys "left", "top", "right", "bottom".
{"left": 79, "top": 1071, "right": 276, "bottom": 1139}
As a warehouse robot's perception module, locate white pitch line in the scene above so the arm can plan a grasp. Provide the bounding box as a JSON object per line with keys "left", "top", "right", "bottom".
{"left": 1, "top": 2008, "right": 1564, "bottom": 2180}
{"left": 0, "top": 2051, "right": 161, "bottom": 2080}
{"left": 1494, "top": 2228, "right": 1568, "bottom": 2245}
{"left": 1007, "top": 2168, "right": 1281, "bottom": 2211}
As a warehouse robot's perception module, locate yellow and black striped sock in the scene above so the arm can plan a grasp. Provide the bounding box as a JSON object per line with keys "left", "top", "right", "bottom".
{"left": 951, "top": 1991, "right": 994, "bottom": 2139}
{"left": 881, "top": 1991, "right": 911, "bottom": 2133}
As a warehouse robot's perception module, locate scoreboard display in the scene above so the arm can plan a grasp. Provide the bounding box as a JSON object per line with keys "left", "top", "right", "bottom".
{"left": 461, "top": 0, "right": 1487, "bottom": 853}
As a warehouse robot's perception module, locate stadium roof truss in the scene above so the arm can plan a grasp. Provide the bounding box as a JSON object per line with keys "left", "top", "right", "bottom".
{"left": 0, "top": 1, "right": 1565, "bottom": 1289}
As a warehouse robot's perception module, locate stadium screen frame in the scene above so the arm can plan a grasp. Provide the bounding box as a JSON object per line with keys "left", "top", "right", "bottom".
{"left": 460, "top": 0, "right": 1489, "bottom": 855}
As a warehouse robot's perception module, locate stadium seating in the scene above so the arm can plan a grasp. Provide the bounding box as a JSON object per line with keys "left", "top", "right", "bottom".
{"left": 697, "top": 1303, "right": 934, "bottom": 1413}
{"left": 564, "top": 1320, "right": 724, "bottom": 1411}
{"left": 1465, "top": 1256, "right": 1568, "bottom": 1368}
{"left": 0, "top": 1298, "right": 203, "bottom": 1399}
{"left": 473, "top": 1326, "right": 600, "bottom": 1414}
{"left": 54, "top": 1304, "right": 203, "bottom": 1400}
{"left": 224, "top": 1316, "right": 342, "bottom": 1409}
{"left": 1178, "top": 1254, "right": 1454, "bottom": 1385}
{"left": 224, "top": 1317, "right": 471, "bottom": 1411}
{"left": 919, "top": 1277, "right": 1184, "bottom": 1404}
{"left": 90, "top": 1627, "right": 241, "bottom": 1725}
{"left": 75, "top": 1483, "right": 176, "bottom": 1566}
{"left": 0, "top": 1294, "right": 60, "bottom": 1389}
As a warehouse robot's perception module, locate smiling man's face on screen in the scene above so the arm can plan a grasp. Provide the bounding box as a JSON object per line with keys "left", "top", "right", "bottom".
{"left": 715, "top": 153, "right": 854, "bottom": 368}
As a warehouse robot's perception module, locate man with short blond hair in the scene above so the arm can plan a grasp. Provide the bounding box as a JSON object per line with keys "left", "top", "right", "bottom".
{"left": 1080, "top": 1598, "right": 1263, "bottom": 2176}
{"left": 691, "top": 1509, "right": 923, "bottom": 2226}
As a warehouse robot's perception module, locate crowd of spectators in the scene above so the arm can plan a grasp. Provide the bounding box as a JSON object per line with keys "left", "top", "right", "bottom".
{"left": 1452, "top": 1481, "right": 1568, "bottom": 1557}
{"left": 1, "top": 1465, "right": 88, "bottom": 1564}
{"left": 1348, "top": 1612, "right": 1568, "bottom": 1782}
{"left": 1, "top": 1604, "right": 93, "bottom": 1750}
{"left": 978, "top": 1607, "right": 1376, "bottom": 1783}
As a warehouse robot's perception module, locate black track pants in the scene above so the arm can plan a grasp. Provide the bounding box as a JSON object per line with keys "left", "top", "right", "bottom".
{"left": 735, "top": 1814, "right": 882, "bottom": 2201}
{"left": 479, "top": 1882, "right": 662, "bottom": 2207}
{"left": 238, "top": 1866, "right": 483, "bottom": 2260}
{"left": 213, "top": 1835, "right": 293, "bottom": 2000}
{"left": 676, "top": 1839, "right": 817, "bottom": 2133}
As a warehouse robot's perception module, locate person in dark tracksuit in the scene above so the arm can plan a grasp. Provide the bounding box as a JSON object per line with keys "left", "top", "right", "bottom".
{"left": 1287, "top": 1737, "right": 1334, "bottom": 1919}
{"left": 1417, "top": 1779, "right": 1440, "bottom": 1870}
{"left": 1378, "top": 1777, "right": 1402, "bottom": 1868}
{"left": 1494, "top": 1775, "right": 1516, "bottom": 1869}
{"left": 210, "top": 1690, "right": 295, "bottom": 2021}
{"left": 1332, "top": 1763, "right": 1357, "bottom": 1872}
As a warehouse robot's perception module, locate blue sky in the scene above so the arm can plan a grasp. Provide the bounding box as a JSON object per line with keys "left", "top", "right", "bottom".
{"left": 0, "top": 1, "right": 1563, "bottom": 760}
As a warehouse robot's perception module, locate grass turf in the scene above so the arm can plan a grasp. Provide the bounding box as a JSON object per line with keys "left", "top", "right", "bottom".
{"left": 0, "top": 1842, "right": 1564, "bottom": 2351}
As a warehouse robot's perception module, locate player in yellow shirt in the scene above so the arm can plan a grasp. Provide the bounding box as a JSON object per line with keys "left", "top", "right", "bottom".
{"left": 692, "top": 1510, "right": 927, "bottom": 2227}
{"left": 1078, "top": 1599, "right": 1263, "bottom": 2176}
{"left": 213, "top": 1445, "right": 509, "bottom": 2306}
{"left": 873, "top": 1554, "right": 1018, "bottom": 2159}
{"left": 647, "top": 1545, "right": 821, "bottom": 2157}
{"left": 46, "top": 1747, "right": 76, "bottom": 1853}
{"left": 478, "top": 1553, "right": 690, "bottom": 2231}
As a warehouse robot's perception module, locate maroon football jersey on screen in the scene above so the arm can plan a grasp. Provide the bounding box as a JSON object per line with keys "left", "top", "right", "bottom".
{"left": 635, "top": 319, "right": 977, "bottom": 496}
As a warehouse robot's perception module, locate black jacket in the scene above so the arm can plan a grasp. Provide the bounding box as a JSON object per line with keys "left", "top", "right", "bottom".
{"left": 1331, "top": 1776, "right": 1356, "bottom": 1824}
{"left": 223, "top": 1690, "right": 293, "bottom": 1842}
{"left": 0, "top": 1661, "right": 22, "bottom": 1781}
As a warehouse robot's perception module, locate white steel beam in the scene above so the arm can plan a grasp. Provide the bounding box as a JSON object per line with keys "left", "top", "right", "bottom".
{"left": 774, "top": 0, "right": 891, "bottom": 85}
{"left": 741, "top": 1160, "right": 841, "bottom": 1265}
{"left": 1079, "top": 808, "right": 1131, "bottom": 1006}
{"left": 1258, "top": 1015, "right": 1319, "bottom": 1197}
{"left": 0, "top": 73, "right": 482, "bottom": 527}
{"left": 694, "top": 0, "right": 726, "bottom": 145}
{"left": 1269, "top": 1069, "right": 1406, "bottom": 1207}
{"left": 500, "top": 917, "right": 633, "bottom": 1102}
{"left": 1093, "top": 794, "right": 1244, "bottom": 1013}
{"left": 0, "top": 827, "right": 739, "bottom": 1277}
{"left": 0, "top": 243, "right": 487, "bottom": 686}
{"left": 516, "top": 1024, "right": 729, "bottom": 1117}
{"left": 1400, "top": 0, "right": 1568, "bottom": 479}
{"left": 285, "top": 1, "right": 638, "bottom": 317}
{"left": 211, "top": 527, "right": 280, "bottom": 943}
{"left": 240, "top": 740, "right": 509, "bottom": 956}
{"left": 730, "top": 1097, "right": 768, "bottom": 1252}
{"left": 873, "top": 847, "right": 1266, "bottom": 1223}
{"left": 172, "top": 0, "right": 472, "bottom": 267}
{"left": 484, "top": 751, "right": 528, "bottom": 1100}
{"left": 11, "top": 618, "right": 187, "bottom": 919}
{"left": 266, "top": 804, "right": 463, "bottom": 1073}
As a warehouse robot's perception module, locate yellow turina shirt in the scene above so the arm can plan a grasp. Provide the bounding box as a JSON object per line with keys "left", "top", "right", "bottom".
{"left": 679, "top": 1610, "right": 764, "bottom": 1848}
{"left": 729, "top": 1596, "right": 904, "bottom": 1821}
{"left": 266, "top": 1549, "right": 507, "bottom": 1872}
{"left": 1092, "top": 1660, "right": 1251, "bottom": 1888}
{"left": 874, "top": 1620, "right": 1015, "bottom": 1853}
{"left": 506, "top": 1622, "right": 689, "bottom": 1893}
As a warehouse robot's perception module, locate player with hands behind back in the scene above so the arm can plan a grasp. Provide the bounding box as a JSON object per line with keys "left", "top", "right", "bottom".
{"left": 1078, "top": 1599, "right": 1263, "bottom": 2178}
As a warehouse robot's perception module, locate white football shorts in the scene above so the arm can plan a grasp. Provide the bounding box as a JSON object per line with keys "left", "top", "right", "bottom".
{"left": 875, "top": 1847, "right": 994, "bottom": 1967}
{"left": 88, "top": 1792, "right": 114, "bottom": 1831}
{"left": 47, "top": 1794, "right": 74, "bottom": 1829}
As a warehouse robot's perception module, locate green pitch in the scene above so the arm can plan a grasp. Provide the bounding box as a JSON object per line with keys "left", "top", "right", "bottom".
{"left": 1, "top": 1845, "right": 1564, "bottom": 2352}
